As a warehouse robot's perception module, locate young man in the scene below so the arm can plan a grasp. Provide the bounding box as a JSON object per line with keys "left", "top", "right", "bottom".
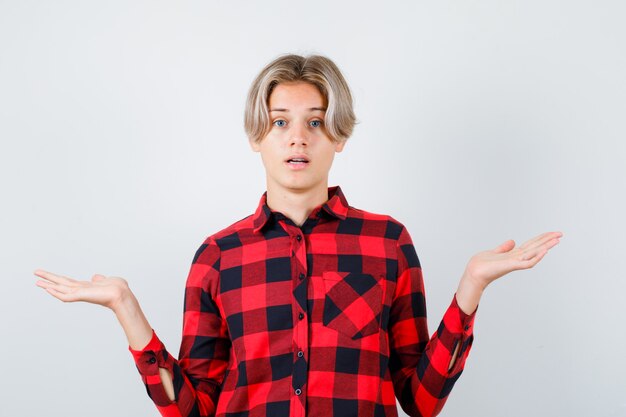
{"left": 35, "top": 54, "right": 562, "bottom": 417}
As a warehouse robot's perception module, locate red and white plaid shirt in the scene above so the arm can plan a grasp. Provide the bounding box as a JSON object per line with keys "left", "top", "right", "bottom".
{"left": 130, "top": 186, "right": 476, "bottom": 417}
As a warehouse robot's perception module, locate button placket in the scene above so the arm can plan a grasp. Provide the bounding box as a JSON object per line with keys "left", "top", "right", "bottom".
{"left": 290, "top": 227, "right": 308, "bottom": 407}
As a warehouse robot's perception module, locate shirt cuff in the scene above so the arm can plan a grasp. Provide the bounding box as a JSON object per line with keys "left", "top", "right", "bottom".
{"left": 447, "top": 293, "right": 477, "bottom": 337}
{"left": 128, "top": 329, "right": 170, "bottom": 376}
{"left": 434, "top": 294, "right": 477, "bottom": 375}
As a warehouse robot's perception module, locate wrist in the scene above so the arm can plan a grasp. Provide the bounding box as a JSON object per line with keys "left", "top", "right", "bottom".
{"left": 456, "top": 272, "right": 485, "bottom": 315}
{"left": 110, "top": 286, "right": 153, "bottom": 350}
{"left": 460, "top": 268, "right": 489, "bottom": 293}
{"left": 110, "top": 284, "right": 137, "bottom": 317}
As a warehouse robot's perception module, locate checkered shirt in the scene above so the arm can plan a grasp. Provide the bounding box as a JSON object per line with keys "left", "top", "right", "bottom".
{"left": 130, "top": 186, "right": 476, "bottom": 417}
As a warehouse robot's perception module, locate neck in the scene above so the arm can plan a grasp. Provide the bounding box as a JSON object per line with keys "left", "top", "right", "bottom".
{"left": 266, "top": 184, "right": 329, "bottom": 227}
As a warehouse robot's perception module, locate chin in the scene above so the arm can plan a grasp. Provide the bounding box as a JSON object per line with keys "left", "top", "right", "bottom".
{"left": 280, "top": 180, "right": 319, "bottom": 193}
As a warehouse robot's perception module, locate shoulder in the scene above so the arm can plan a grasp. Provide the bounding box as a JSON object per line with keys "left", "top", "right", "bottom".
{"left": 192, "top": 213, "right": 256, "bottom": 260}
{"left": 345, "top": 204, "right": 409, "bottom": 241}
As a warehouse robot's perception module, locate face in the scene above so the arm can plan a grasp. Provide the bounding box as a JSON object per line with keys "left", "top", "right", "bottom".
{"left": 250, "top": 81, "right": 346, "bottom": 196}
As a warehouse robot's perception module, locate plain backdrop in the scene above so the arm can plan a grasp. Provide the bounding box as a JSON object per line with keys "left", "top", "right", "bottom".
{"left": 1, "top": 1, "right": 625, "bottom": 416}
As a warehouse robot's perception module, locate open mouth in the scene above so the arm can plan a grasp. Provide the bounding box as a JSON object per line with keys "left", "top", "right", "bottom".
{"left": 286, "top": 157, "right": 310, "bottom": 165}
{"left": 287, "top": 158, "right": 309, "bottom": 164}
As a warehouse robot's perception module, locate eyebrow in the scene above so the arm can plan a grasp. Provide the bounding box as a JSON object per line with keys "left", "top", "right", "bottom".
{"left": 269, "top": 107, "right": 327, "bottom": 112}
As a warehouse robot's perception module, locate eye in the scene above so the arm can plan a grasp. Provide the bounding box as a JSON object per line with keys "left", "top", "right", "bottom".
{"left": 309, "top": 119, "right": 323, "bottom": 128}
{"left": 273, "top": 119, "right": 287, "bottom": 128}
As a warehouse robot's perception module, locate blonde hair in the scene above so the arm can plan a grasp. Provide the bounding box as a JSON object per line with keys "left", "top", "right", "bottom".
{"left": 244, "top": 54, "right": 356, "bottom": 143}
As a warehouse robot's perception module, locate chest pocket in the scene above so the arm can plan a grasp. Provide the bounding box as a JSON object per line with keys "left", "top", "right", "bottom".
{"left": 322, "top": 271, "right": 384, "bottom": 339}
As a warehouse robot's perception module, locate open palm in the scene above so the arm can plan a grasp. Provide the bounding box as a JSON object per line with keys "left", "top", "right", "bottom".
{"left": 34, "top": 269, "right": 129, "bottom": 310}
{"left": 464, "top": 231, "right": 562, "bottom": 290}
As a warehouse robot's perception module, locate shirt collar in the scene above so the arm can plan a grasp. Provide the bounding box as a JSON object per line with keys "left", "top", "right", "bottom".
{"left": 252, "top": 186, "right": 349, "bottom": 233}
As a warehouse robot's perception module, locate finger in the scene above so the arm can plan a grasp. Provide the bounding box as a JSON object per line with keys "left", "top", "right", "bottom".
{"left": 518, "top": 232, "right": 552, "bottom": 250}
{"left": 519, "top": 239, "right": 559, "bottom": 261}
{"left": 518, "top": 235, "right": 561, "bottom": 265}
{"left": 523, "top": 235, "right": 562, "bottom": 256}
{"left": 519, "top": 231, "right": 562, "bottom": 250}
{"left": 45, "top": 286, "right": 79, "bottom": 303}
{"left": 36, "top": 279, "right": 73, "bottom": 294}
{"left": 518, "top": 248, "right": 549, "bottom": 269}
{"left": 91, "top": 274, "right": 106, "bottom": 283}
{"left": 493, "top": 239, "right": 516, "bottom": 253}
{"left": 33, "top": 269, "right": 76, "bottom": 285}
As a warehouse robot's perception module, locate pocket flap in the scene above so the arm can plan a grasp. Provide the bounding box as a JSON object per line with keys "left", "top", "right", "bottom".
{"left": 322, "top": 272, "right": 384, "bottom": 339}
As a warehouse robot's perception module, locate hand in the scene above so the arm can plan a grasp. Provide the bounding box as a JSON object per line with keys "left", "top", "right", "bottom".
{"left": 455, "top": 231, "right": 563, "bottom": 314}
{"left": 34, "top": 269, "right": 131, "bottom": 312}
{"left": 34, "top": 269, "right": 156, "bottom": 353}
{"left": 462, "top": 231, "right": 563, "bottom": 291}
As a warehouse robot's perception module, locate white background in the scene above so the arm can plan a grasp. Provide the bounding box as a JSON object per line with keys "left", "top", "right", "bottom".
{"left": 1, "top": 1, "right": 625, "bottom": 416}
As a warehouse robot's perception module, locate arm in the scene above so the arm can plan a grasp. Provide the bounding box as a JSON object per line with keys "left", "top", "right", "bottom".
{"left": 389, "top": 228, "right": 562, "bottom": 417}
{"left": 34, "top": 269, "right": 155, "bottom": 351}
{"left": 133, "top": 240, "right": 230, "bottom": 416}
{"left": 455, "top": 232, "right": 562, "bottom": 315}
{"left": 388, "top": 226, "right": 475, "bottom": 417}
{"left": 34, "top": 239, "right": 230, "bottom": 417}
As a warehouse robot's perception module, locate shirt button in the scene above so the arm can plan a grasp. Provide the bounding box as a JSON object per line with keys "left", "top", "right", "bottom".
{"left": 295, "top": 388, "right": 302, "bottom": 396}
{"left": 298, "top": 312, "right": 304, "bottom": 320}
{"left": 148, "top": 357, "right": 156, "bottom": 364}
{"left": 464, "top": 325, "right": 471, "bottom": 331}
{"left": 296, "top": 235, "right": 302, "bottom": 241}
{"left": 297, "top": 350, "right": 304, "bottom": 358}
{"left": 299, "top": 273, "right": 305, "bottom": 280}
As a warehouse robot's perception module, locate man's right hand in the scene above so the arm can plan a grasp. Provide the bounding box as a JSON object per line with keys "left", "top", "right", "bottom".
{"left": 34, "top": 269, "right": 131, "bottom": 312}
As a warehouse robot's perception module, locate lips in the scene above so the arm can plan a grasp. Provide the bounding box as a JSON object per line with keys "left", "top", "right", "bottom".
{"left": 284, "top": 154, "right": 310, "bottom": 171}
{"left": 285, "top": 155, "right": 310, "bottom": 164}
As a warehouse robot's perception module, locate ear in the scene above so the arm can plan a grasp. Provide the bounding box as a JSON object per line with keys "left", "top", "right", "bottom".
{"left": 249, "top": 138, "right": 261, "bottom": 152}
{"left": 334, "top": 139, "right": 347, "bottom": 153}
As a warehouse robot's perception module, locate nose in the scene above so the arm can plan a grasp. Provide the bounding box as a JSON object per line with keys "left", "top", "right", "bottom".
{"left": 289, "top": 124, "right": 308, "bottom": 147}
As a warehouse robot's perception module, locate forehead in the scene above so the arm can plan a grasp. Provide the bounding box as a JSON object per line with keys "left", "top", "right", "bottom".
{"left": 268, "top": 82, "right": 326, "bottom": 109}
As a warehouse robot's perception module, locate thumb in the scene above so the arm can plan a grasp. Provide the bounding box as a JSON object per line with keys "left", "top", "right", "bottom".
{"left": 91, "top": 274, "right": 106, "bottom": 283}
{"left": 493, "top": 239, "right": 515, "bottom": 253}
